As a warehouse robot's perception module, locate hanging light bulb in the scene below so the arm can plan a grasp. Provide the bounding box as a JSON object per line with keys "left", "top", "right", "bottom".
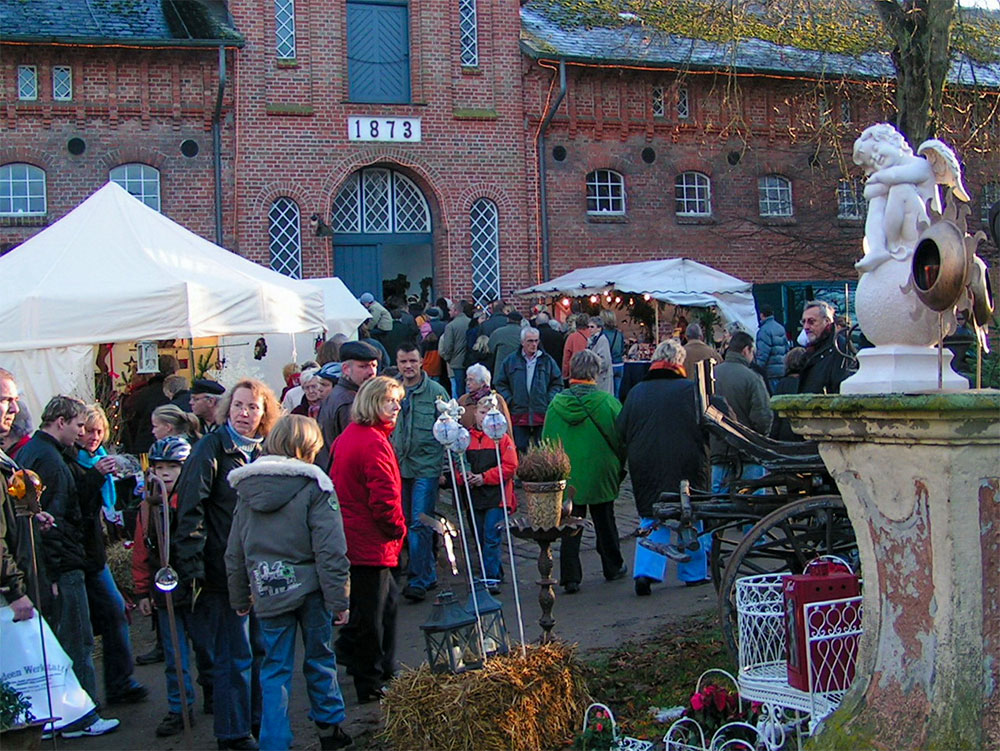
{"left": 615, "top": 296, "right": 622, "bottom": 304}
{"left": 589, "top": 295, "right": 598, "bottom": 303}
{"left": 561, "top": 297, "right": 570, "bottom": 308}
{"left": 643, "top": 294, "right": 651, "bottom": 301}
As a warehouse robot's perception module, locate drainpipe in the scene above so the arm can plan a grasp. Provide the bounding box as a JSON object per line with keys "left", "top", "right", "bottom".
{"left": 538, "top": 59, "right": 566, "bottom": 282}
{"left": 212, "top": 44, "right": 227, "bottom": 246}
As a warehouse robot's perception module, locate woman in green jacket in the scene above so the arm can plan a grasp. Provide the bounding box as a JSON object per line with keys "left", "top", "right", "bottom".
{"left": 541, "top": 349, "right": 627, "bottom": 594}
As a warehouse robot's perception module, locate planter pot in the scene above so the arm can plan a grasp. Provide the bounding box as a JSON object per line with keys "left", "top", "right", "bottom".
{"left": 0, "top": 721, "right": 48, "bottom": 751}
{"left": 521, "top": 480, "right": 567, "bottom": 528}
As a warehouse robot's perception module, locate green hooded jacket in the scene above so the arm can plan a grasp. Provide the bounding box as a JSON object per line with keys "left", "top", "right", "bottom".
{"left": 541, "top": 383, "right": 624, "bottom": 505}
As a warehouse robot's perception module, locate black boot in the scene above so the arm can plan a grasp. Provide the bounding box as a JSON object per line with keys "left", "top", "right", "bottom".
{"left": 318, "top": 723, "right": 352, "bottom": 750}
{"left": 135, "top": 643, "right": 164, "bottom": 665}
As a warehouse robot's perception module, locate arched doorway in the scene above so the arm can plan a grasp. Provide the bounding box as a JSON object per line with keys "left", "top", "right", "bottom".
{"left": 329, "top": 166, "right": 433, "bottom": 303}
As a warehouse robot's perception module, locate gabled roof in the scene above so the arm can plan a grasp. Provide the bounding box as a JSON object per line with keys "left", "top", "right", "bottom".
{"left": 520, "top": 0, "right": 1000, "bottom": 88}
{"left": 0, "top": 0, "right": 242, "bottom": 46}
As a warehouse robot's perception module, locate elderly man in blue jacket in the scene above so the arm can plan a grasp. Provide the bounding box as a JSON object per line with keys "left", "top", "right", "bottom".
{"left": 494, "top": 326, "right": 562, "bottom": 453}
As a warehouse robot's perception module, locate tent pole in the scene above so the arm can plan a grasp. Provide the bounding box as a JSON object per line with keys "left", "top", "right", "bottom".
{"left": 654, "top": 302, "right": 660, "bottom": 345}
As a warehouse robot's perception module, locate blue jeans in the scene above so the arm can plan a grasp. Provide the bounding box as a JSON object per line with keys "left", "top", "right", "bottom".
{"left": 633, "top": 517, "right": 708, "bottom": 584}
{"left": 54, "top": 569, "right": 98, "bottom": 702}
{"left": 401, "top": 476, "right": 438, "bottom": 591}
{"left": 158, "top": 606, "right": 195, "bottom": 714}
{"left": 612, "top": 363, "right": 624, "bottom": 399}
{"left": 192, "top": 591, "right": 252, "bottom": 741}
{"left": 258, "top": 591, "right": 346, "bottom": 751}
{"left": 85, "top": 564, "right": 138, "bottom": 697}
{"left": 471, "top": 506, "right": 505, "bottom": 583}
{"left": 450, "top": 368, "right": 466, "bottom": 398}
{"left": 712, "top": 462, "right": 767, "bottom": 495}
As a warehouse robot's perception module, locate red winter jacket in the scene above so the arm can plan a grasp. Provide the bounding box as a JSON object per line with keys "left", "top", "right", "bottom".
{"left": 453, "top": 429, "right": 518, "bottom": 512}
{"left": 329, "top": 421, "right": 406, "bottom": 567}
{"left": 132, "top": 492, "right": 178, "bottom": 600}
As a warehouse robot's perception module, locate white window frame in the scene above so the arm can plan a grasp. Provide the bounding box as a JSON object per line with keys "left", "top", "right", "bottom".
{"left": 52, "top": 66, "right": 72, "bottom": 101}
{"left": 329, "top": 167, "right": 431, "bottom": 234}
{"left": 652, "top": 86, "right": 665, "bottom": 117}
{"left": 586, "top": 169, "right": 626, "bottom": 216}
{"left": 458, "top": 0, "right": 479, "bottom": 67}
{"left": 675, "top": 172, "right": 711, "bottom": 216}
{"left": 110, "top": 163, "right": 161, "bottom": 211}
{"left": 677, "top": 86, "right": 690, "bottom": 120}
{"left": 982, "top": 182, "right": 1000, "bottom": 224}
{"left": 837, "top": 177, "right": 866, "bottom": 220}
{"left": 275, "top": 0, "right": 297, "bottom": 60}
{"left": 758, "top": 175, "right": 793, "bottom": 217}
{"left": 269, "top": 197, "right": 303, "bottom": 278}
{"left": 17, "top": 66, "right": 38, "bottom": 101}
{"left": 0, "top": 163, "right": 47, "bottom": 216}
{"left": 470, "top": 198, "right": 501, "bottom": 306}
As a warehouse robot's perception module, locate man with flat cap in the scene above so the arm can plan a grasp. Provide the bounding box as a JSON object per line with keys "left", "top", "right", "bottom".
{"left": 316, "top": 341, "right": 380, "bottom": 471}
{"left": 189, "top": 378, "right": 225, "bottom": 435}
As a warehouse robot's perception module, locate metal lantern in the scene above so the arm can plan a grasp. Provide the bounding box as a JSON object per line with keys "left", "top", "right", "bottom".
{"left": 465, "top": 582, "right": 510, "bottom": 658}
{"left": 452, "top": 426, "right": 471, "bottom": 454}
{"left": 433, "top": 414, "right": 462, "bottom": 447}
{"left": 420, "top": 591, "right": 484, "bottom": 674}
{"left": 482, "top": 407, "right": 508, "bottom": 441}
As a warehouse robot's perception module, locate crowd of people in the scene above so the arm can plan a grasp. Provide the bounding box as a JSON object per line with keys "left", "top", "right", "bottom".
{"left": 0, "top": 294, "right": 856, "bottom": 751}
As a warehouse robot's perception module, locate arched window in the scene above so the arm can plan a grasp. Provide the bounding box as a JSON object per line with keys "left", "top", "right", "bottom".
{"left": 470, "top": 198, "right": 500, "bottom": 305}
{"left": 330, "top": 168, "right": 430, "bottom": 234}
{"left": 110, "top": 163, "right": 160, "bottom": 211}
{"left": 837, "top": 178, "right": 866, "bottom": 220}
{"left": 275, "top": 0, "right": 296, "bottom": 59}
{"left": 675, "top": 172, "right": 710, "bottom": 216}
{"left": 586, "top": 169, "right": 626, "bottom": 215}
{"left": 459, "top": 0, "right": 479, "bottom": 67}
{"left": 269, "top": 198, "right": 302, "bottom": 279}
{"left": 0, "top": 163, "right": 46, "bottom": 216}
{"left": 758, "top": 175, "right": 793, "bottom": 217}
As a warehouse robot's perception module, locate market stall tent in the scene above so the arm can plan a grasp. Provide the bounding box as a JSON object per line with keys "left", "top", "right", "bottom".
{"left": 0, "top": 182, "right": 326, "bottom": 417}
{"left": 516, "top": 258, "right": 759, "bottom": 335}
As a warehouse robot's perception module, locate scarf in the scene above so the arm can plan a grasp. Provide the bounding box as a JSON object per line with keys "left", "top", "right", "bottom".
{"left": 225, "top": 421, "right": 264, "bottom": 461}
{"left": 569, "top": 379, "right": 596, "bottom": 386}
{"left": 467, "top": 384, "right": 491, "bottom": 403}
{"left": 77, "top": 446, "right": 121, "bottom": 525}
{"left": 649, "top": 360, "right": 687, "bottom": 377}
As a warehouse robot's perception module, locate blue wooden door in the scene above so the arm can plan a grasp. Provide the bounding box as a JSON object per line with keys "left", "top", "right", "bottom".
{"left": 334, "top": 244, "right": 382, "bottom": 300}
{"left": 347, "top": 1, "right": 410, "bottom": 104}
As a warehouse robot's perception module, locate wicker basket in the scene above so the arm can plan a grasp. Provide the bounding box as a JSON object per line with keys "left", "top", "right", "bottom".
{"left": 521, "top": 480, "right": 566, "bottom": 528}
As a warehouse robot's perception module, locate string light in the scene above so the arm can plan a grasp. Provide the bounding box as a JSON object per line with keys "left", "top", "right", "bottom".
{"left": 561, "top": 297, "right": 571, "bottom": 307}
{"left": 643, "top": 294, "right": 651, "bottom": 301}
{"left": 590, "top": 295, "right": 598, "bottom": 303}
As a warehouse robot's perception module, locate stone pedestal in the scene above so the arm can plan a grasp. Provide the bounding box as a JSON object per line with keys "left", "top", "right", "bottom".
{"left": 773, "top": 393, "right": 1000, "bottom": 750}
{"left": 842, "top": 345, "right": 969, "bottom": 394}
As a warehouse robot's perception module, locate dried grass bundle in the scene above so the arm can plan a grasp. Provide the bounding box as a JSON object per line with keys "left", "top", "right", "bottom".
{"left": 105, "top": 541, "right": 134, "bottom": 601}
{"left": 379, "top": 642, "right": 590, "bottom": 751}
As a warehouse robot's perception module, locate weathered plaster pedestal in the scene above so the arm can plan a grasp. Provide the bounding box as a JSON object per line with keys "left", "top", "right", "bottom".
{"left": 773, "top": 393, "right": 1000, "bottom": 750}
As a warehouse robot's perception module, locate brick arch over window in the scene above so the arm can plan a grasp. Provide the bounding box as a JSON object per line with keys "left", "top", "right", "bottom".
{"left": 249, "top": 182, "right": 313, "bottom": 221}
{"left": 98, "top": 146, "right": 167, "bottom": 173}
{"left": 0, "top": 146, "right": 56, "bottom": 171}
{"left": 457, "top": 184, "right": 515, "bottom": 216}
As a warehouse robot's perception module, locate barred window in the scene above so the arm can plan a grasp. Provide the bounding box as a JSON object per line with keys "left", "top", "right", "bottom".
{"left": 275, "top": 0, "right": 296, "bottom": 59}
{"left": 675, "top": 172, "right": 710, "bottom": 216}
{"left": 982, "top": 182, "right": 1000, "bottom": 224}
{"left": 652, "top": 86, "right": 665, "bottom": 117}
{"left": 330, "top": 168, "right": 430, "bottom": 234}
{"left": 17, "top": 66, "right": 37, "bottom": 101}
{"left": 586, "top": 169, "right": 626, "bottom": 215}
{"left": 758, "top": 175, "right": 793, "bottom": 217}
{"left": 470, "top": 198, "right": 500, "bottom": 306}
{"left": 269, "top": 198, "right": 302, "bottom": 278}
{"left": 840, "top": 98, "right": 852, "bottom": 125}
{"left": 677, "top": 86, "right": 690, "bottom": 120}
{"left": 837, "top": 178, "right": 866, "bottom": 220}
{"left": 459, "top": 0, "right": 479, "bottom": 67}
{"left": 110, "top": 163, "right": 161, "bottom": 211}
{"left": 52, "top": 66, "right": 72, "bottom": 101}
{"left": 0, "top": 163, "right": 46, "bottom": 215}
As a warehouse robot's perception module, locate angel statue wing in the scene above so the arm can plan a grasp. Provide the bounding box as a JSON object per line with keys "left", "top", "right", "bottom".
{"left": 917, "top": 139, "right": 971, "bottom": 202}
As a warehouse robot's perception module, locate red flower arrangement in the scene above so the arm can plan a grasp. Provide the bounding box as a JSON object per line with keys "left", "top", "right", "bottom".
{"left": 685, "top": 684, "right": 759, "bottom": 739}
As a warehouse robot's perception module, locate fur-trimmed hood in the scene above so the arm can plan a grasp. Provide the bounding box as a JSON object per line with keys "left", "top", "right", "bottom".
{"left": 228, "top": 455, "right": 333, "bottom": 513}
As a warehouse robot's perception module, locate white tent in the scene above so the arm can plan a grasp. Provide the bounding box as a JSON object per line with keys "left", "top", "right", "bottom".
{"left": 516, "top": 258, "right": 759, "bottom": 335}
{"left": 295, "top": 277, "right": 369, "bottom": 338}
{"left": 0, "top": 182, "right": 326, "bottom": 416}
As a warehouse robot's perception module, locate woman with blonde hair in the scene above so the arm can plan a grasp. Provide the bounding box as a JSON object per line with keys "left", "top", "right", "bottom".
{"left": 226, "top": 414, "right": 351, "bottom": 750}
{"left": 152, "top": 403, "right": 201, "bottom": 443}
{"left": 174, "top": 378, "right": 282, "bottom": 750}
{"left": 329, "top": 376, "right": 406, "bottom": 705}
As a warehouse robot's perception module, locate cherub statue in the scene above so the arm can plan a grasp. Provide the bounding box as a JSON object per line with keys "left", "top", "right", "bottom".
{"left": 852, "top": 123, "right": 970, "bottom": 274}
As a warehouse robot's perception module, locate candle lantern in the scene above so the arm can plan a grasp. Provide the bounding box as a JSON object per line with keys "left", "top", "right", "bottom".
{"left": 420, "top": 591, "right": 484, "bottom": 674}
{"left": 465, "top": 582, "right": 510, "bottom": 658}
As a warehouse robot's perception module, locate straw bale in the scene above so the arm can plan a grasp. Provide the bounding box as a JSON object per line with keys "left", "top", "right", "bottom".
{"left": 379, "top": 641, "right": 590, "bottom": 751}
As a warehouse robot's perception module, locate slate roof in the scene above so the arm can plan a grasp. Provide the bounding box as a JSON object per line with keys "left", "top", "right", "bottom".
{"left": 0, "top": 0, "right": 242, "bottom": 45}
{"left": 520, "top": 1, "right": 1000, "bottom": 89}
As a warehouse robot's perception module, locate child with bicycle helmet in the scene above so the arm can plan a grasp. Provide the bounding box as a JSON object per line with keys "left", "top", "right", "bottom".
{"left": 131, "top": 435, "right": 200, "bottom": 738}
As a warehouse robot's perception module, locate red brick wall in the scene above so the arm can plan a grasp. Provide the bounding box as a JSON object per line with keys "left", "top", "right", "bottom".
{"left": 0, "top": 45, "right": 236, "bottom": 253}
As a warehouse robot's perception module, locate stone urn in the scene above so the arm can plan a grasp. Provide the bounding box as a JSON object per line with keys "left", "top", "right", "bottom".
{"left": 521, "top": 480, "right": 566, "bottom": 529}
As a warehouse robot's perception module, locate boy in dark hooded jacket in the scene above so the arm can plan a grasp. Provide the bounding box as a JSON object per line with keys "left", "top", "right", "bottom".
{"left": 226, "top": 415, "right": 351, "bottom": 751}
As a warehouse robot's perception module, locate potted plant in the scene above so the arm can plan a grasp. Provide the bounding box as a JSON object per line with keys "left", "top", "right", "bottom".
{"left": 0, "top": 679, "right": 45, "bottom": 751}
{"left": 517, "top": 439, "right": 571, "bottom": 528}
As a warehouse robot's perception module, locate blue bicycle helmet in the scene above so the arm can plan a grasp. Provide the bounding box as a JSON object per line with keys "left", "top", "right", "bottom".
{"left": 148, "top": 435, "right": 191, "bottom": 463}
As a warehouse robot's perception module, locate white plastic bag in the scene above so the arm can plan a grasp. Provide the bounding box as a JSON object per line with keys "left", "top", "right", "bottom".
{"left": 0, "top": 605, "right": 95, "bottom": 729}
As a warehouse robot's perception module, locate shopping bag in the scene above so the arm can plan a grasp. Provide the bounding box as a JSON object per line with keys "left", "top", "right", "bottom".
{"left": 0, "top": 605, "right": 95, "bottom": 729}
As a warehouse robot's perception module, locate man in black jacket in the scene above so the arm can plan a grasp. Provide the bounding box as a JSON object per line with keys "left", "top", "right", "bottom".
{"left": 0, "top": 369, "right": 34, "bottom": 622}
{"left": 18, "top": 395, "right": 122, "bottom": 737}
{"left": 797, "top": 300, "right": 854, "bottom": 395}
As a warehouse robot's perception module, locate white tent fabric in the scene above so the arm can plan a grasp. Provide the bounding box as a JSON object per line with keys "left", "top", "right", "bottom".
{"left": 0, "top": 182, "right": 326, "bottom": 416}
{"left": 516, "top": 258, "right": 759, "bottom": 335}
{"left": 295, "top": 277, "right": 370, "bottom": 338}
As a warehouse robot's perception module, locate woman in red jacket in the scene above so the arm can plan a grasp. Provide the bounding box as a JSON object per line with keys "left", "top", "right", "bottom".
{"left": 329, "top": 375, "right": 406, "bottom": 705}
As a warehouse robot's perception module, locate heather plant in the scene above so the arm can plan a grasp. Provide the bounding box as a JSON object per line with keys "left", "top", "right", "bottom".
{"left": 517, "top": 439, "right": 571, "bottom": 483}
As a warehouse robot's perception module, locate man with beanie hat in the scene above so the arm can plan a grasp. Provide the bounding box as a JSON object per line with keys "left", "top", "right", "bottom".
{"left": 359, "top": 293, "right": 392, "bottom": 336}
{"left": 316, "top": 341, "right": 380, "bottom": 471}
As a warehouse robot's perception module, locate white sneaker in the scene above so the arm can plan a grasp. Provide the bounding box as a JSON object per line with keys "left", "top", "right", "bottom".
{"left": 62, "top": 717, "right": 120, "bottom": 738}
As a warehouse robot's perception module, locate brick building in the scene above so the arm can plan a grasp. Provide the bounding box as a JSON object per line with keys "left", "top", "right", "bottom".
{"left": 2, "top": 0, "right": 998, "bottom": 307}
